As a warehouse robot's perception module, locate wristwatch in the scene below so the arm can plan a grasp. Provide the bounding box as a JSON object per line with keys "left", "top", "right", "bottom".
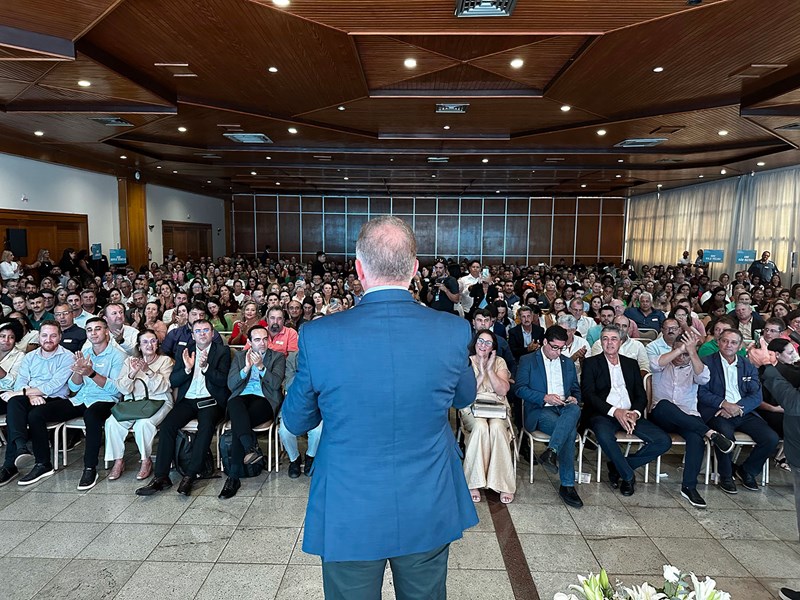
{"left": 88, "top": 370, "right": 98, "bottom": 379}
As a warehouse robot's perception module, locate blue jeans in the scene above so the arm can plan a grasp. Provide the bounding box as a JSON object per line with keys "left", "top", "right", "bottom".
{"left": 706, "top": 411, "right": 779, "bottom": 479}
{"left": 649, "top": 401, "right": 709, "bottom": 488}
{"left": 589, "top": 414, "right": 672, "bottom": 482}
{"left": 529, "top": 403, "right": 580, "bottom": 486}
{"left": 279, "top": 416, "right": 323, "bottom": 461}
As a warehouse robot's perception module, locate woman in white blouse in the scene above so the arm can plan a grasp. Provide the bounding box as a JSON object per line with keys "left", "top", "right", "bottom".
{"left": 105, "top": 329, "right": 174, "bottom": 481}
{"left": 0, "top": 250, "right": 21, "bottom": 282}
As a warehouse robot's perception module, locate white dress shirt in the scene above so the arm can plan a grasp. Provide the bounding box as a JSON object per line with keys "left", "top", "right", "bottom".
{"left": 542, "top": 354, "right": 565, "bottom": 399}
{"left": 605, "top": 357, "right": 632, "bottom": 415}
{"left": 721, "top": 357, "right": 742, "bottom": 404}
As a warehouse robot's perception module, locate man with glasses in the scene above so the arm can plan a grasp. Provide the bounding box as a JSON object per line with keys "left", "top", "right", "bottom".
{"left": 646, "top": 318, "right": 682, "bottom": 358}
{"left": 514, "top": 325, "right": 583, "bottom": 508}
{"left": 589, "top": 315, "right": 649, "bottom": 377}
{"left": 162, "top": 301, "right": 222, "bottom": 358}
{"left": 648, "top": 330, "right": 735, "bottom": 508}
{"left": 761, "top": 318, "right": 787, "bottom": 345}
{"left": 136, "top": 318, "right": 231, "bottom": 497}
{"left": 53, "top": 303, "right": 87, "bottom": 352}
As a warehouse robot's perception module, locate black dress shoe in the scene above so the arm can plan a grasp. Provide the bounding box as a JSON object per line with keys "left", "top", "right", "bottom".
{"left": 218, "top": 477, "right": 241, "bottom": 499}
{"left": 539, "top": 448, "right": 558, "bottom": 474}
{"left": 0, "top": 466, "right": 19, "bottom": 487}
{"left": 177, "top": 475, "right": 195, "bottom": 496}
{"left": 734, "top": 464, "right": 758, "bottom": 491}
{"left": 243, "top": 445, "right": 264, "bottom": 465}
{"left": 709, "top": 432, "right": 734, "bottom": 454}
{"left": 304, "top": 454, "right": 314, "bottom": 477}
{"left": 606, "top": 461, "right": 620, "bottom": 489}
{"left": 681, "top": 486, "right": 707, "bottom": 508}
{"left": 559, "top": 485, "right": 584, "bottom": 508}
{"left": 135, "top": 475, "right": 173, "bottom": 496}
{"left": 718, "top": 476, "right": 737, "bottom": 494}
{"left": 288, "top": 457, "right": 301, "bottom": 479}
{"left": 620, "top": 477, "right": 636, "bottom": 496}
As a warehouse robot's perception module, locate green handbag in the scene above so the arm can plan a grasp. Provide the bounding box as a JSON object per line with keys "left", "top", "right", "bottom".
{"left": 111, "top": 378, "right": 165, "bottom": 421}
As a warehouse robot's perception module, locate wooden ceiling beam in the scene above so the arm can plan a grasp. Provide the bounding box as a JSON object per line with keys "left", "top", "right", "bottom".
{"left": 0, "top": 25, "right": 75, "bottom": 60}
{"left": 370, "top": 89, "right": 542, "bottom": 98}
{"left": 740, "top": 62, "right": 800, "bottom": 111}
{"left": 4, "top": 102, "right": 177, "bottom": 114}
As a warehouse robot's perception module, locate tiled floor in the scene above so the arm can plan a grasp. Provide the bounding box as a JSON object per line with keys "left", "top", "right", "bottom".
{"left": 0, "top": 442, "right": 797, "bottom": 600}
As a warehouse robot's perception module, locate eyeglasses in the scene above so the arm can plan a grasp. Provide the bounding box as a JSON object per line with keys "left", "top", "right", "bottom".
{"left": 475, "top": 338, "right": 493, "bottom": 347}
{"left": 54, "top": 311, "right": 71, "bottom": 317}
{"left": 664, "top": 326, "right": 680, "bottom": 332}
{"left": 546, "top": 341, "right": 566, "bottom": 350}
{"left": 193, "top": 328, "right": 212, "bottom": 335}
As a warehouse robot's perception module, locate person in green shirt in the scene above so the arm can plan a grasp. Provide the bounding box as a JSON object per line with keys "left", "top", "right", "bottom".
{"left": 698, "top": 316, "right": 747, "bottom": 358}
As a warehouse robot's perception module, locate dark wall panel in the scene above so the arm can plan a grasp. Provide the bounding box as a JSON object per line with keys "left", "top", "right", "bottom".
{"left": 437, "top": 215, "right": 459, "bottom": 256}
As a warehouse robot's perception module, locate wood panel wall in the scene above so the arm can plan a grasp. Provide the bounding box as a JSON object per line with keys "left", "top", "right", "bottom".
{"left": 0, "top": 208, "right": 88, "bottom": 264}
{"left": 162, "top": 221, "right": 213, "bottom": 261}
{"left": 232, "top": 195, "right": 625, "bottom": 265}
{"left": 117, "top": 178, "right": 148, "bottom": 269}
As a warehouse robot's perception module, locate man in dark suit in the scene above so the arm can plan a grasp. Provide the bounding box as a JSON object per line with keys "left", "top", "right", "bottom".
{"left": 508, "top": 305, "right": 545, "bottom": 361}
{"left": 698, "top": 328, "right": 778, "bottom": 494}
{"left": 282, "top": 216, "right": 478, "bottom": 600}
{"left": 582, "top": 324, "right": 671, "bottom": 496}
{"left": 220, "top": 325, "right": 285, "bottom": 499}
{"left": 514, "top": 325, "right": 583, "bottom": 508}
{"left": 136, "top": 318, "right": 231, "bottom": 497}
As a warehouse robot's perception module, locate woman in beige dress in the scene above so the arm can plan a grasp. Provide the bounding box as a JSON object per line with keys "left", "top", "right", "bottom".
{"left": 461, "top": 329, "right": 515, "bottom": 504}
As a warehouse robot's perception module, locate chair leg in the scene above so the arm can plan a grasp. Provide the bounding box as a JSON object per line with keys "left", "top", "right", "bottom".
{"left": 655, "top": 456, "right": 661, "bottom": 484}
{"left": 596, "top": 444, "right": 602, "bottom": 483}
{"left": 577, "top": 439, "right": 584, "bottom": 485}
{"left": 61, "top": 424, "right": 68, "bottom": 467}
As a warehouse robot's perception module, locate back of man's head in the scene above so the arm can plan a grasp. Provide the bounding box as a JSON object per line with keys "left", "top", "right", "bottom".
{"left": 355, "top": 216, "right": 417, "bottom": 284}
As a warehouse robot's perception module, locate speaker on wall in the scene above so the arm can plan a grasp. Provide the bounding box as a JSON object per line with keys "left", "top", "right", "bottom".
{"left": 5, "top": 228, "right": 28, "bottom": 258}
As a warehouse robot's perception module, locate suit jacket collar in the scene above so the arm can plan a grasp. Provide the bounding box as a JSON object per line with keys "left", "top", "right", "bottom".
{"left": 357, "top": 288, "right": 415, "bottom": 305}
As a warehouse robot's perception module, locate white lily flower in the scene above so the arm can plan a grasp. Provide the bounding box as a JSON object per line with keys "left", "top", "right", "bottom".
{"left": 553, "top": 593, "right": 580, "bottom": 600}
{"left": 663, "top": 565, "right": 681, "bottom": 584}
{"left": 623, "top": 583, "right": 667, "bottom": 600}
{"left": 690, "top": 572, "right": 718, "bottom": 600}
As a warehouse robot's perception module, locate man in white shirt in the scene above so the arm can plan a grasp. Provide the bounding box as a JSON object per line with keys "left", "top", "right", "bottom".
{"left": 557, "top": 314, "right": 590, "bottom": 381}
{"left": 589, "top": 315, "right": 649, "bottom": 376}
{"left": 458, "top": 260, "right": 482, "bottom": 316}
{"left": 569, "top": 298, "right": 594, "bottom": 338}
{"left": 101, "top": 303, "right": 139, "bottom": 356}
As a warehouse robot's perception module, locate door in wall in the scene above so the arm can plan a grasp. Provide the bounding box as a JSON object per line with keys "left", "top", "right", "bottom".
{"left": 162, "top": 221, "right": 212, "bottom": 261}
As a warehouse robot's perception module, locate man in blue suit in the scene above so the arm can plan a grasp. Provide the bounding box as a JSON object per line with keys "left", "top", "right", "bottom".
{"left": 282, "top": 216, "right": 478, "bottom": 600}
{"left": 514, "top": 325, "right": 583, "bottom": 508}
{"left": 698, "top": 328, "right": 779, "bottom": 494}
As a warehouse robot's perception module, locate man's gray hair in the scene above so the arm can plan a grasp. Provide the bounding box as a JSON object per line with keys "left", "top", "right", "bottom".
{"left": 639, "top": 291, "right": 653, "bottom": 302}
{"left": 557, "top": 314, "right": 577, "bottom": 329}
{"left": 355, "top": 216, "right": 417, "bottom": 282}
{"left": 600, "top": 324, "right": 623, "bottom": 338}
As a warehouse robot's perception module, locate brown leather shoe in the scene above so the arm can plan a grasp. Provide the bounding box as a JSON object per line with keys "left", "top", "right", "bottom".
{"left": 108, "top": 459, "right": 125, "bottom": 481}
{"left": 136, "top": 458, "right": 153, "bottom": 481}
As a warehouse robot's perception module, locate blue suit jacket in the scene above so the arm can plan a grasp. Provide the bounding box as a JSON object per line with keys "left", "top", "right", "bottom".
{"left": 513, "top": 350, "right": 581, "bottom": 432}
{"left": 282, "top": 289, "right": 479, "bottom": 561}
{"left": 697, "top": 352, "right": 762, "bottom": 422}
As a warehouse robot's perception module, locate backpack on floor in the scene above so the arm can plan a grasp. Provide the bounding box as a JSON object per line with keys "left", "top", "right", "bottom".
{"left": 174, "top": 430, "right": 216, "bottom": 479}
{"left": 218, "top": 430, "right": 265, "bottom": 478}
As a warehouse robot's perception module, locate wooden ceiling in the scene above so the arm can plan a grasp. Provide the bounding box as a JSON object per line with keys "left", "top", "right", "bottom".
{"left": 2, "top": 0, "right": 800, "bottom": 198}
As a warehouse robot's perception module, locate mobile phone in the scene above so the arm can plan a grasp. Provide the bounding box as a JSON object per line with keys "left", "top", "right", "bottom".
{"left": 482, "top": 267, "right": 489, "bottom": 278}
{"left": 196, "top": 398, "right": 217, "bottom": 409}
{"left": 329, "top": 298, "right": 340, "bottom": 309}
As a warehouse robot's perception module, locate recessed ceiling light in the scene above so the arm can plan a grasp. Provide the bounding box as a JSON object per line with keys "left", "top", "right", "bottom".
{"left": 615, "top": 174, "right": 622, "bottom": 178}
{"left": 34, "top": 130, "right": 44, "bottom": 136}
{"left": 443, "top": 125, "right": 450, "bottom": 130}
{"left": 510, "top": 58, "right": 524, "bottom": 69}
{"left": 404, "top": 58, "right": 417, "bottom": 68}
{"left": 597, "top": 129, "right": 607, "bottom": 136}
{"left": 337, "top": 105, "right": 345, "bottom": 111}
{"left": 156, "top": 165, "right": 162, "bottom": 169}
{"left": 120, "top": 155, "right": 127, "bottom": 159}
{"left": 343, "top": 177, "right": 349, "bottom": 180}
{"left": 275, "top": 182, "right": 281, "bottom": 185}
{"left": 580, "top": 184, "right": 587, "bottom": 188}
{"left": 652, "top": 66, "right": 664, "bottom": 73}
{"left": 757, "top": 161, "right": 766, "bottom": 166}
{"left": 482, "top": 158, "right": 489, "bottom": 163}
{"left": 77, "top": 80, "right": 91, "bottom": 87}
{"left": 617, "top": 159, "right": 624, "bottom": 163}
{"left": 698, "top": 174, "right": 704, "bottom": 178}
{"left": 495, "top": 190, "right": 500, "bottom": 194}
{"left": 718, "top": 130, "right": 728, "bottom": 136}
{"left": 288, "top": 127, "right": 298, "bottom": 134}
{"left": 172, "top": 170, "right": 178, "bottom": 174}
{"left": 207, "top": 180, "right": 211, "bottom": 183}
{"left": 178, "top": 126, "right": 187, "bottom": 132}
{"left": 720, "top": 169, "right": 727, "bottom": 175}
{"left": 266, "top": 156, "right": 272, "bottom": 160}
{"left": 657, "top": 184, "right": 663, "bottom": 188}
{"left": 431, "top": 174, "right": 436, "bottom": 178}
{"left": 268, "top": 67, "right": 278, "bottom": 73}
{"left": 251, "top": 171, "right": 257, "bottom": 175}
{"left": 272, "top": 0, "right": 290, "bottom": 6}
{"left": 560, "top": 105, "right": 571, "bottom": 112}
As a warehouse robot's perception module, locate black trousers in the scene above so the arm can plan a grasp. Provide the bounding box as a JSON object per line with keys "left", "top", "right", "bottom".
{"left": 5, "top": 395, "right": 114, "bottom": 469}
{"left": 153, "top": 398, "right": 223, "bottom": 478}
{"left": 227, "top": 394, "right": 274, "bottom": 478}
{"left": 756, "top": 407, "right": 784, "bottom": 439}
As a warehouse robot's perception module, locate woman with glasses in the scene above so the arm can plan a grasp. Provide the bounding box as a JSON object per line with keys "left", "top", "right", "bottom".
{"left": 105, "top": 329, "right": 175, "bottom": 481}
{"left": 461, "top": 329, "right": 515, "bottom": 504}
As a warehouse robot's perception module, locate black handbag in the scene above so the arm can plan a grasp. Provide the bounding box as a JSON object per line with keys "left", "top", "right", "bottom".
{"left": 110, "top": 377, "right": 165, "bottom": 421}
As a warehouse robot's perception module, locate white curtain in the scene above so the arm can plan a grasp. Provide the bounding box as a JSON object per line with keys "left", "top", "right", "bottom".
{"left": 626, "top": 166, "right": 800, "bottom": 282}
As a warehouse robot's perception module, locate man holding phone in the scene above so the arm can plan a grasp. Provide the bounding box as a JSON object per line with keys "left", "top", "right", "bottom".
{"left": 427, "top": 259, "right": 460, "bottom": 314}
{"left": 137, "top": 318, "right": 231, "bottom": 497}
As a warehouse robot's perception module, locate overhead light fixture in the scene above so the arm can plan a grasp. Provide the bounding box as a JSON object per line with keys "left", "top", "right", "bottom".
{"left": 34, "top": 130, "right": 44, "bottom": 136}
{"left": 268, "top": 67, "right": 278, "bottom": 73}
{"left": 757, "top": 161, "right": 766, "bottom": 166}
{"left": 657, "top": 184, "right": 663, "bottom": 188}
{"left": 495, "top": 190, "right": 500, "bottom": 194}
{"left": 580, "top": 184, "right": 587, "bottom": 188}
{"left": 178, "top": 126, "right": 187, "bottom": 132}
{"left": 251, "top": 171, "right": 257, "bottom": 175}
{"left": 288, "top": 127, "right": 298, "bottom": 134}
{"left": 343, "top": 177, "right": 349, "bottom": 180}
{"left": 120, "top": 155, "right": 127, "bottom": 159}
{"left": 482, "top": 158, "right": 489, "bottom": 163}
{"left": 615, "top": 174, "right": 622, "bottom": 178}
{"left": 431, "top": 174, "right": 436, "bottom": 178}
{"left": 560, "top": 105, "right": 571, "bottom": 112}
{"left": 266, "top": 156, "right": 272, "bottom": 160}
{"left": 156, "top": 165, "right": 162, "bottom": 169}
{"left": 207, "top": 180, "right": 211, "bottom": 183}
{"left": 172, "top": 170, "right": 178, "bottom": 174}
{"left": 77, "top": 80, "right": 91, "bottom": 87}
{"left": 698, "top": 174, "right": 704, "bottom": 178}
{"left": 720, "top": 169, "right": 727, "bottom": 175}
{"left": 337, "top": 105, "right": 345, "bottom": 111}
{"left": 443, "top": 125, "right": 450, "bottom": 130}
{"left": 404, "top": 58, "right": 417, "bottom": 68}
{"left": 652, "top": 67, "right": 664, "bottom": 73}
{"left": 273, "top": 0, "right": 290, "bottom": 6}
{"left": 597, "top": 129, "right": 607, "bottom": 136}
{"left": 718, "top": 130, "right": 728, "bottom": 136}
{"left": 510, "top": 58, "right": 524, "bottom": 69}
{"left": 275, "top": 182, "right": 281, "bottom": 185}
{"left": 618, "top": 159, "right": 624, "bottom": 163}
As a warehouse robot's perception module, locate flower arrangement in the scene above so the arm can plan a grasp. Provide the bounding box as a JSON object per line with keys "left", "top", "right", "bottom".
{"left": 553, "top": 565, "right": 731, "bottom": 600}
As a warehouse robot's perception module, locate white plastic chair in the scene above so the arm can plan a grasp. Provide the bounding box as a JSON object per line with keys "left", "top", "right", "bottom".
{"left": 217, "top": 419, "right": 279, "bottom": 473}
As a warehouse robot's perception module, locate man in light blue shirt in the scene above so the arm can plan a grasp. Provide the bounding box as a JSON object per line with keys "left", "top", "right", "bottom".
{"left": 0, "top": 321, "right": 75, "bottom": 487}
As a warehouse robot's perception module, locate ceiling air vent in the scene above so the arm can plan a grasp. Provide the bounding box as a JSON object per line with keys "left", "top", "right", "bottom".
{"left": 194, "top": 153, "right": 222, "bottom": 159}
{"left": 455, "top": 0, "right": 517, "bottom": 17}
{"left": 655, "top": 158, "right": 684, "bottom": 163}
{"left": 89, "top": 116, "right": 133, "bottom": 127}
{"left": 427, "top": 157, "right": 450, "bottom": 163}
{"left": 313, "top": 155, "right": 332, "bottom": 161}
{"left": 776, "top": 122, "right": 800, "bottom": 131}
{"left": 222, "top": 133, "right": 273, "bottom": 144}
{"left": 614, "top": 138, "right": 668, "bottom": 148}
{"left": 435, "top": 103, "right": 469, "bottom": 114}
